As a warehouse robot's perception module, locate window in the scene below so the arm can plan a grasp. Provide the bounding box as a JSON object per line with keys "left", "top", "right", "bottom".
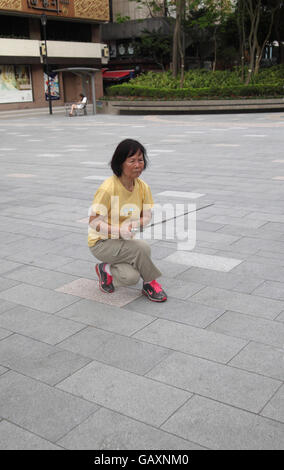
{"left": 0, "top": 15, "right": 29, "bottom": 39}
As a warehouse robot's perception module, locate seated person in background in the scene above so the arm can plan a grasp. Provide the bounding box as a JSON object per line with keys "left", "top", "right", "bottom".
{"left": 69, "top": 93, "right": 87, "bottom": 116}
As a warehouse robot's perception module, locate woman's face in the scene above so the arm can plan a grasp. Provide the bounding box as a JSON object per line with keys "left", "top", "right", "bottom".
{"left": 121, "top": 150, "right": 145, "bottom": 179}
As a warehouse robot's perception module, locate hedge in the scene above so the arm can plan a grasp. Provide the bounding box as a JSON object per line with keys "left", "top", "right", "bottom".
{"left": 128, "top": 66, "right": 284, "bottom": 89}
{"left": 106, "top": 83, "right": 283, "bottom": 99}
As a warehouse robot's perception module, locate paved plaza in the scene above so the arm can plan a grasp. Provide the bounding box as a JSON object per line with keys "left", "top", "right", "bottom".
{"left": 0, "top": 109, "right": 284, "bottom": 450}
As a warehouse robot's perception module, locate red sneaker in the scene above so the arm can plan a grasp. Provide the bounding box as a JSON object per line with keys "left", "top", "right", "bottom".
{"left": 95, "top": 263, "right": 114, "bottom": 293}
{"left": 142, "top": 280, "right": 167, "bottom": 302}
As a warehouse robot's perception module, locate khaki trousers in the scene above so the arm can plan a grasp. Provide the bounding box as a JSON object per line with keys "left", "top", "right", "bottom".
{"left": 89, "top": 239, "right": 161, "bottom": 287}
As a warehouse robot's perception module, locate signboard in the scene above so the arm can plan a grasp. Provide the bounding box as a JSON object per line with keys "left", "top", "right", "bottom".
{"left": 0, "top": 65, "right": 33, "bottom": 103}
{"left": 0, "top": 0, "right": 109, "bottom": 21}
{"left": 44, "top": 72, "right": 60, "bottom": 100}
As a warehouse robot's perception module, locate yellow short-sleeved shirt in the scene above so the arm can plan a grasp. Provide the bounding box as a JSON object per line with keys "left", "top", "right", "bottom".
{"left": 88, "top": 175, "right": 154, "bottom": 247}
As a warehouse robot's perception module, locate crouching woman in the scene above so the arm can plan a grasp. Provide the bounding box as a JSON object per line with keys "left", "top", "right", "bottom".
{"left": 88, "top": 139, "right": 167, "bottom": 302}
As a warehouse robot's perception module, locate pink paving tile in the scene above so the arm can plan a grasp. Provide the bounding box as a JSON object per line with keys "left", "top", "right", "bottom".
{"left": 56, "top": 278, "right": 141, "bottom": 307}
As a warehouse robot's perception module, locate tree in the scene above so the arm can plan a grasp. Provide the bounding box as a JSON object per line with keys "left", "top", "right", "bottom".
{"left": 128, "top": 0, "right": 168, "bottom": 17}
{"left": 243, "top": 0, "right": 281, "bottom": 83}
{"left": 172, "top": 0, "right": 185, "bottom": 78}
{"left": 190, "top": 0, "right": 233, "bottom": 72}
{"left": 135, "top": 28, "right": 172, "bottom": 70}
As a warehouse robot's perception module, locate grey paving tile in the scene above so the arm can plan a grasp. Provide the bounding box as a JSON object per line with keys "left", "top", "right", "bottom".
{"left": 125, "top": 296, "right": 225, "bottom": 328}
{"left": 0, "top": 277, "right": 20, "bottom": 293}
{"left": 246, "top": 254, "right": 284, "bottom": 268}
{"left": 133, "top": 318, "right": 247, "bottom": 363}
{"left": 230, "top": 342, "right": 284, "bottom": 381}
{"left": 0, "top": 283, "right": 80, "bottom": 313}
{"left": 208, "top": 311, "right": 284, "bottom": 348}
{"left": 147, "top": 352, "right": 281, "bottom": 413}
{"left": 0, "top": 259, "right": 21, "bottom": 275}
{"left": 56, "top": 259, "right": 98, "bottom": 279}
{"left": 231, "top": 260, "right": 284, "bottom": 283}
{"left": 0, "top": 306, "right": 85, "bottom": 345}
{"left": 59, "top": 326, "right": 171, "bottom": 375}
{"left": 262, "top": 222, "right": 284, "bottom": 233}
{"left": 177, "top": 266, "right": 263, "bottom": 294}
{"left": 196, "top": 230, "right": 240, "bottom": 248}
{"left": 218, "top": 224, "right": 284, "bottom": 242}
{"left": 0, "top": 334, "right": 91, "bottom": 385}
{"left": 196, "top": 220, "right": 226, "bottom": 232}
{"left": 230, "top": 237, "right": 284, "bottom": 255}
{"left": 191, "top": 286, "right": 284, "bottom": 319}
{"left": 207, "top": 215, "right": 267, "bottom": 229}
{"left": 243, "top": 212, "right": 284, "bottom": 224}
{"left": 57, "top": 298, "right": 154, "bottom": 335}
{"left": 57, "top": 360, "right": 190, "bottom": 427}
{"left": 276, "top": 311, "right": 284, "bottom": 322}
{"left": 50, "top": 244, "right": 93, "bottom": 262}
{"left": 261, "top": 385, "right": 284, "bottom": 423}
{"left": 0, "top": 299, "right": 17, "bottom": 315}
{"left": 58, "top": 407, "right": 204, "bottom": 450}
{"left": 0, "top": 365, "right": 7, "bottom": 375}
{"left": 253, "top": 250, "right": 284, "bottom": 264}
{"left": 9, "top": 252, "right": 74, "bottom": 270}
{"left": 0, "top": 232, "right": 26, "bottom": 246}
{"left": 151, "top": 244, "right": 177, "bottom": 260}
{"left": 0, "top": 371, "right": 98, "bottom": 442}
{"left": 58, "top": 326, "right": 113, "bottom": 355}
{"left": 4, "top": 265, "right": 78, "bottom": 289}
{"left": 162, "top": 395, "right": 284, "bottom": 450}
{"left": 154, "top": 259, "right": 191, "bottom": 278}
{"left": 158, "top": 275, "right": 204, "bottom": 300}
{"left": 0, "top": 327, "right": 12, "bottom": 340}
{"left": 0, "top": 420, "right": 62, "bottom": 450}
{"left": 1, "top": 237, "right": 58, "bottom": 259}
{"left": 252, "top": 281, "right": 284, "bottom": 301}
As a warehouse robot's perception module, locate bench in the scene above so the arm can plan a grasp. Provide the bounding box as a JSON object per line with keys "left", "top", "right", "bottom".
{"left": 65, "top": 100, "right": 88, "bottom": 116}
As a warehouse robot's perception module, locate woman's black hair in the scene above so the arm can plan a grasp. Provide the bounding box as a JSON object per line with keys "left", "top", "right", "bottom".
{"left": 110, "top": 139, "right": 148, "bottom": 177}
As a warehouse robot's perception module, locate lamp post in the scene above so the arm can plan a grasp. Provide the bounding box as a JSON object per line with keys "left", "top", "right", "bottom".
{"left": 41, "top": 14, "right": 53, "bottom": 115}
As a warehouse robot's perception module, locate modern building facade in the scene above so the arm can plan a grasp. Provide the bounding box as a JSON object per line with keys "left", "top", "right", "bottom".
{"left": 0, "top": 0, "right": 110, "bottom": 111}
{"left": 102, "top": 0, "right": 168, "bottom": 72}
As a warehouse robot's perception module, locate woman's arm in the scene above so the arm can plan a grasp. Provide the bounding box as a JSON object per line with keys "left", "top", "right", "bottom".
{"left": 130, "top": 208, "right": 152, "bottom": 232}
{"left": 89, "top": 214, "right": 134, "bottom": 239}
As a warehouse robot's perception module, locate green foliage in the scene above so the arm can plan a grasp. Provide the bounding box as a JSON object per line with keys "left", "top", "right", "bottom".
{"left": 115, "top": 13, "right": 131, "bottom": 23}
{"left": 107, "top": 83, "right": 283, "bottom": 99}
{"left": 122, "top": 66, "right": 284, "bottom": 88}
{"left": 135, "top": 29, "right": 172, "bottom": 70}
{"left": 106, "top": 66, "right": 284, "bottom": 99}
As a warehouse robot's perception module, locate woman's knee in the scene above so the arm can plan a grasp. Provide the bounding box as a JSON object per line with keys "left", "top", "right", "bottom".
{"left": 126, "top": 269, "right": 140, "bottom": 285}
{"left": 113, "top": 264, "right": 140, "bottom": 286}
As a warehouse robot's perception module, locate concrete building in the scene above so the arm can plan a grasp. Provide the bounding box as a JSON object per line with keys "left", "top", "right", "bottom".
{"left": 0, "top": 0, "right": 110, "bottom": 111}
{"left": 102, "top": 0, "right": 169, "bottom": 72}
